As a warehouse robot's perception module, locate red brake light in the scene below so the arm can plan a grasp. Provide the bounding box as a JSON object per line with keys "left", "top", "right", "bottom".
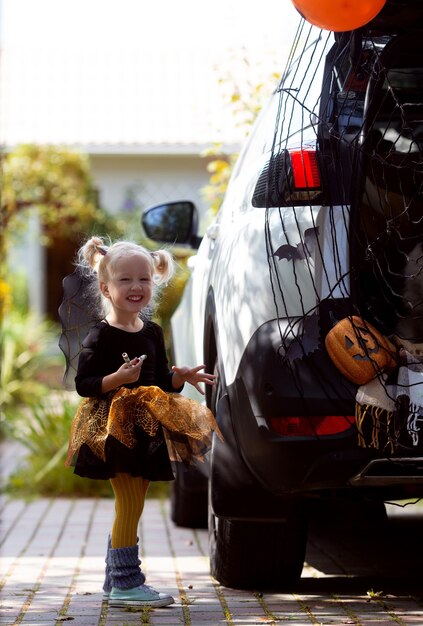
{"left": 269, "top": 415, "right": 354, "bottom": 437}
{"left": 290, "top": 149, "right": 321, "bottom": 190}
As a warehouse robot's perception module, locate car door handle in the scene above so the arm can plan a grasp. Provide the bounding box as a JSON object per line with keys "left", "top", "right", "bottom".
{"left": 206, "top": 224, "right": 220, "bottom": 240}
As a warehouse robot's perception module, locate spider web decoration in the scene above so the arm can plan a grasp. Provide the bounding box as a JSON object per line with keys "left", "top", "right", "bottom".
{"left": 260, "top": 13, "right": 423, "bottom": 453}
{"left": 58, "top": 267, "right": 103, "bottom": 389}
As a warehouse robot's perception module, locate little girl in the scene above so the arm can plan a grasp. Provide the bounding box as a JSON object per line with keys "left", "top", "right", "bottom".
{"left": 61, "top": 236, "right": 218, "bottom": 608}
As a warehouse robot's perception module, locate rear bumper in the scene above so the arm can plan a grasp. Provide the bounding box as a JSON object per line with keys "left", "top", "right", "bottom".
{"left": 350, "top": 457, "right": 423, "bottom": 487}
{"left": 210, "top": 319, "right": 423, "bottom": 519}
{"left": 211, "top": 392, "right": 423, "bottom": 520}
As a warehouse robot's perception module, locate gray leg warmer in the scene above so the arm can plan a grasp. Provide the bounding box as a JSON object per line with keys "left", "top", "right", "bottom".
{"left": 109, "top": 544, "right": 146, "bottom": 590}
{"left": 103, "top": 534, "right": 112, "bottom": 594}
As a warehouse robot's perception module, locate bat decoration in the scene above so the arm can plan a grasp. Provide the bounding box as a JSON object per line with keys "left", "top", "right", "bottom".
{"left": 274, "top": 226, "right": 320, "bottom": 261}
{"left": 282, "top": 312, "right": 321, "bottom": 362}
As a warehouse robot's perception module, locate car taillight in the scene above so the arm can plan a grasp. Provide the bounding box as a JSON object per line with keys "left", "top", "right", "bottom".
{"left": 290, "top": 149, "right": 321, "bottom": 190}
{"left": 269, "top": 415, "right": 355, "bottom": 437}
{"left": 252, "top": 148, "right": 323, "bottom": 208}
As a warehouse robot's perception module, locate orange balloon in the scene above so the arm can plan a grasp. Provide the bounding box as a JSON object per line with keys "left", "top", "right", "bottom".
{"left": 291, "top": 0, "right": 386, "bottom": 32}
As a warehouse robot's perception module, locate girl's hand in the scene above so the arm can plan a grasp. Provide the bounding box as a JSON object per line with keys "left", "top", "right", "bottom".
{"left": 171, "top": 364, "right": 216, "bottom": 395}
{"left": 118, "top": 358, "right": 143, "bottom": 384}
{"left": 101, "top": 357, "right": 144, "bottom": 393}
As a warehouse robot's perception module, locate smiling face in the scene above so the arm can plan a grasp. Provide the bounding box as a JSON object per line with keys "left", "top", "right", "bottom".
{"left": 100, "top": 252, "right": 153, "bottom": 319}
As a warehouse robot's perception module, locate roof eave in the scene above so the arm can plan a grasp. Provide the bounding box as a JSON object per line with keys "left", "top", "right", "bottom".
{"left": 84, "top": 142, "right": 240, "bottom": 156}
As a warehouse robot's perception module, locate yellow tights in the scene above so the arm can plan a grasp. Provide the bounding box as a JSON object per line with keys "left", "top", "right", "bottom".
{"left": 109, "top": 473, "right": 150, "bottom": 548}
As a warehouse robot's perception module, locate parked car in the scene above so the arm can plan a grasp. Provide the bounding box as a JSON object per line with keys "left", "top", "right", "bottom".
{"left": 142, "top": 0, "right": 423, "bottom": 590}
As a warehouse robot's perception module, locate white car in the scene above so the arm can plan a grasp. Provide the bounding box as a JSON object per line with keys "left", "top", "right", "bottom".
{"left": 143, "top": 2, "right": 423, "bottom": 590}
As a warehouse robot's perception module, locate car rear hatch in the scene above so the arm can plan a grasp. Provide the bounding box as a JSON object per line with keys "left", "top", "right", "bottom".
{"left": 240, "top": 8, "right": 423, "bottom": 494}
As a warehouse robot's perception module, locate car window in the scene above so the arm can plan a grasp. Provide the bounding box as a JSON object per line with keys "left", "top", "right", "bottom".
{"left": 230, "top": 94, "right": 281, "bottom": 185}
{"left": 272, "top": 28, "right": 332, "bottom": 151}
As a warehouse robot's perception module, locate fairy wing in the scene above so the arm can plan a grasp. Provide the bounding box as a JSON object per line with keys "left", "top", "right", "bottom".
{"left": 58, "top": 268, "right": 101, "bottom": 389}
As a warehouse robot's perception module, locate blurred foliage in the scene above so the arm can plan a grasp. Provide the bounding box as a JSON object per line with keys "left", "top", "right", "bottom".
{"left": 1, "top": 144, "right": 122, "bottom": 248}
{"left": 0, "top": 144, "right": 125, "bottom": 325}
{"left": 154, "top": 257, "right": 190, "bottom": 335}
{"left": 201, "top": 149, "right": 238, "bottom": 215}
{"left": 3, "top": 394, "right": 104, "bottom": 497}
{"left": 202, "top": 53, "right": 281, "bottom": 214}
{"left": 0, "top": 278, "right": 13, "bottom": 320}
{"left": 0, "top": 308, "right": 61, "bottom": 429}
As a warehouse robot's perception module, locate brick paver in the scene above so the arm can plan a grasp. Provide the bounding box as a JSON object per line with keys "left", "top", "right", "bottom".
{"left": 1, "top": 441, "right": 422, "bottom": 626}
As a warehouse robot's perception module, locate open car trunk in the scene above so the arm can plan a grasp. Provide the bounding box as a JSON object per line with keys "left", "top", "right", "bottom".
{"left": 352, "top": 31, "right": 423, "bottom": 343}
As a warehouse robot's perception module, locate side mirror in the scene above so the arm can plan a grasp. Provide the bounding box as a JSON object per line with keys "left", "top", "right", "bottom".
{"left": 142, "top": 201, "right": 202, "bottom": 249}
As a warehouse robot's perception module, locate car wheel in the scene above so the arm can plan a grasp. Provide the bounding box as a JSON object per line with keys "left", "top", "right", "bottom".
{"left": 169, "top": 346, "right": 220, "bottom": 529}
{"left": 208, "top": 494, "right": 307, "bottom": 589}
{"left": 170, "top": 464, "right": 208, "bottom": 528}
{"left": 208, "top": 358, "right": 307, "bottom": 589}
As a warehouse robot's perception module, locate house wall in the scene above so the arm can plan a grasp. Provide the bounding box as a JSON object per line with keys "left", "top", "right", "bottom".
{"left": 90, "top": 153, "right": 214, "bottom": 233}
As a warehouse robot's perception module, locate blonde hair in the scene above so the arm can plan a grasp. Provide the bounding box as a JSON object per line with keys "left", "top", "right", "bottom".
{"left": 77, "top": 236, "right": 175, "bottom": 316}
{"left": 78, "top": 236, "right": 174, "bottom": 284}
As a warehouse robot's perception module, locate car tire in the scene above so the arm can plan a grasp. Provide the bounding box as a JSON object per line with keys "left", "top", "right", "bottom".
{"left": 207, "top": 355, "right": 308, "bottom": 589}
{"left": 208, "top": 494, "right": 308, "bottom": 590}
{"left": 170, "top": 464, "right": 208, "bottom": 528}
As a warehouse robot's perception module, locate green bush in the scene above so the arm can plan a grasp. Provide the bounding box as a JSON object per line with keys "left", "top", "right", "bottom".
{"left": 0, "top": 310, "right": 61, "bottom": 431}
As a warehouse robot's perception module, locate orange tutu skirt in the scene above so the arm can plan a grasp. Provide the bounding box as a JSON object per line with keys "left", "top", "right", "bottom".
{"left": 66, "top": 386, "right": 223, "bottom": 467}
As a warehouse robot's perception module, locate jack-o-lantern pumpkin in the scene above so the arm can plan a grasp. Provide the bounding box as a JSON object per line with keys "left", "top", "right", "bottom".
{"left": 325, "top": 316, "right": 397, "bottom": 385}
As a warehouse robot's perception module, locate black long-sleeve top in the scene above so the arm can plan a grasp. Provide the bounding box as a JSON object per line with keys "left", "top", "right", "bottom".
{"left": 75, "top": 319, "right": 181, "bottom": 397}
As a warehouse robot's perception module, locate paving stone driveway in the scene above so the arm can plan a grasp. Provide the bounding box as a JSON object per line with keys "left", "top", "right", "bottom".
{"left": 1, "top": 493, "right": 422, "bottom": 626}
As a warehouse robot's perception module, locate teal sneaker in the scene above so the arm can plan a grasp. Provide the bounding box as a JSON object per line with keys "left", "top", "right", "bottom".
{"left": 109, "top": 584, "right": 175, "bottom": 608}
